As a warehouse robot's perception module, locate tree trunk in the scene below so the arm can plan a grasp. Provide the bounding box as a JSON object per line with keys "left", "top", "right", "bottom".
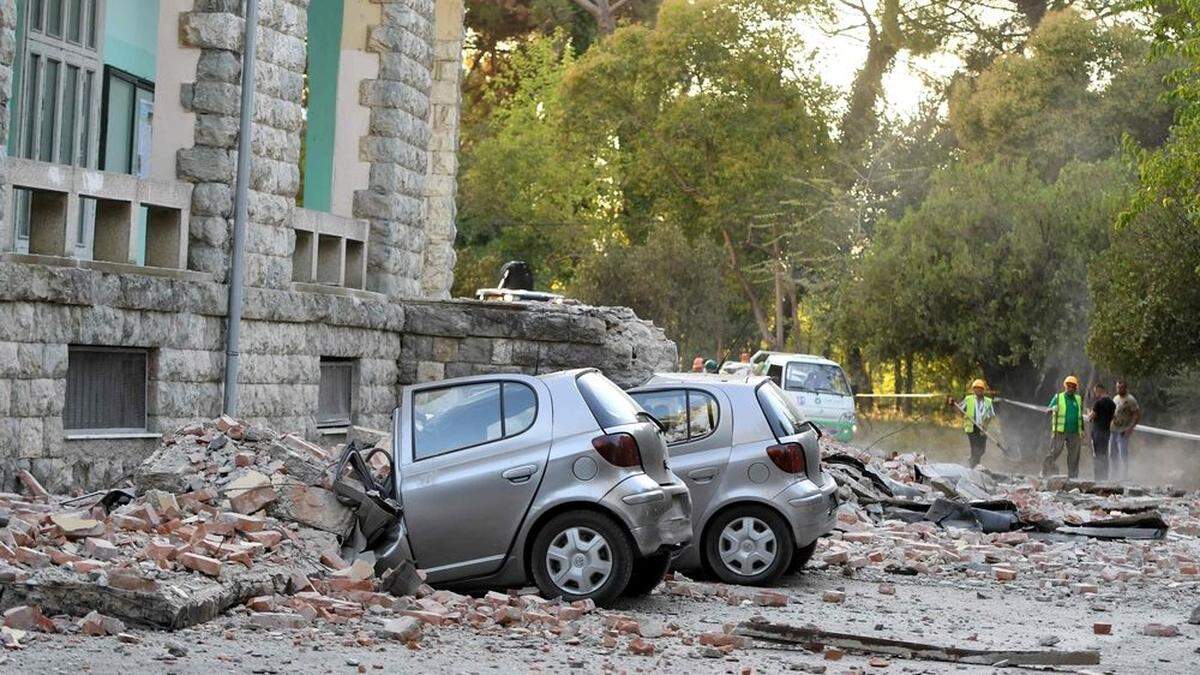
{"left": 838, "top": 0, "right": 902, "bottom": 163}
{"left": 572, "top": 0, "right": 626, "bottom": 34}
{"left": 893, "top": 358, "right": 903, "bottom": 412}
{"left": 902, "top": 354, "right": 914, "bottom": 415}
{"left": 721, "top": 227, "right": 775, "bottom": 348}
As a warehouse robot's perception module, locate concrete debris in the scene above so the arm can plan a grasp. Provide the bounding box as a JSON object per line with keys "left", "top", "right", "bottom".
{"left": 813, "top": 439, "right": 1200, "bottom": 594}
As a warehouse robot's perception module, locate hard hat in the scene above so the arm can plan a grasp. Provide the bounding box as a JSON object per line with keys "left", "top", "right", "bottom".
{"left": 1064, "top": 375, "right": 1080, "bottom": 387}
{"left": 971, "top": 379, "right": 986, "bottom": 390}
{"left": 704, "top": 359, "right": 718, "bottom": 373}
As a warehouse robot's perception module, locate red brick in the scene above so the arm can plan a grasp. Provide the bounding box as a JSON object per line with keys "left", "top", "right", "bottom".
{"left": 1093, "top": 622, "right": 1112, "bottom": 635}
{"left": 16, "top": 546, "right": 50, "bottom": 568}
{"left": 628, "top": 637, "right": 655, "bottom": 656}
{"left": 178, "top": 551, "right": 223, "bottom": 577}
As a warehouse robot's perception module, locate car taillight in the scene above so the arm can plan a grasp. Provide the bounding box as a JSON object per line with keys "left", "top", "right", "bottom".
{"left": 592, "top": 433, "right": 642, "bottom": 468}
{"left": 766, "top": 442, "right": 807, "bottom": 474}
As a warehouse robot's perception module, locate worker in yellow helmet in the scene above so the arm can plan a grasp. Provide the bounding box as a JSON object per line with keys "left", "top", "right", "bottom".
{"left": 949, "top": 379, "right": 995, "bottom": 467}
{"left": 1042, "top": 375, "right": 1085, "bottom": 478}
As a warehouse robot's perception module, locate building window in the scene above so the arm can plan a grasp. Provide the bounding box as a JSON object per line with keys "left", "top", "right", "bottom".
{"left": 317, "top": 357, "right": 355, "bottom": 428}
{"left": 100, "top": 66, "right": 154, "bottom": 177}
{"left": 64, "top": 346, "right": 148, "bottom": 432}
{"left": 15, "top": 0, "right": 103, "bottom": 167}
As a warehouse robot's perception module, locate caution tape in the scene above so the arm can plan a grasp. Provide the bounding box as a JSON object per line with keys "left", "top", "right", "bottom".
{"left": 852, "top": 392, "right": 1200, "bottom": 443}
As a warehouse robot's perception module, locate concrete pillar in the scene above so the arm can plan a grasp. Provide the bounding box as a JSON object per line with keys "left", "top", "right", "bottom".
{"left": 0, "top": 0, "right": 17, "bottom": 249}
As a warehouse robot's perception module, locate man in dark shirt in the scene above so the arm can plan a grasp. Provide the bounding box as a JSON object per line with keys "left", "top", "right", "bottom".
{"left": 1088, "top": 383, "right": 1116, "bottom": 481}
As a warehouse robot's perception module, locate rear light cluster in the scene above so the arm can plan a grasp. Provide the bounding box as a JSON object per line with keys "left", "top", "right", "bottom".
{"left": 592, "top": 433, "right": 643, "bottom": 468}
{"left": 766, "top": 442, "right": 807, "bottom": 474}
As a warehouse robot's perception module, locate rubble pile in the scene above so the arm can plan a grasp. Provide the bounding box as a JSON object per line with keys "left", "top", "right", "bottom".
{"left": 0, "top": 418, "right": 395, "bottom": 642}
{"left": 813, "top": 440, "right": 1200, "bottom": 596}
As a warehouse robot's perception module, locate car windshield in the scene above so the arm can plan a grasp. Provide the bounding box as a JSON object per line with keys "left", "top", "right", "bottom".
{"left": 756, "top": 381, "right": 808, "bottom": 439}
{"left": 783, "top": 362, "right": 851, "bottom": 396}
{"left": 577, "top": 371, "right": 642, "bottom": 429}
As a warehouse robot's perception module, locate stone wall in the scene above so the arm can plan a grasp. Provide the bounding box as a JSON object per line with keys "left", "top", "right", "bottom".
{"left": 178, "top": 0, "right": 310, "bottom": 288}
{"left": 356, "top": 0, "right": 435, "bottom": 300}
{"left": 419, "top": 0, "right": 464, "bottom": 299}
{"left": 0, "top": 0, "right": 15, "bottom": 249}
{"left": 0, "top": 261, "right": 676, "bottom": 492}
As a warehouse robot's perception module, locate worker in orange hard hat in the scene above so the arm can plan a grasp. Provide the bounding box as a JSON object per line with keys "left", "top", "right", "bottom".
{"left": 949, "top": 378, "right": 995, "bottom": 468}
{"left": 1042, "top": 375, "right": 1085, "bottom": 478}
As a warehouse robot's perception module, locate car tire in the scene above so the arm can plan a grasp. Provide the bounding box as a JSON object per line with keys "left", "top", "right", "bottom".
{"left": 787, "top": 539, "right": 818, "bottom": 574}
{"left": 530, "top": 510, "right": 633, "bottom": 605}
{"left": 622, "top": 551, "right": 672, "bottom": 597}
{"left": 703, "top": 504, "right": 794, "bottom": 586}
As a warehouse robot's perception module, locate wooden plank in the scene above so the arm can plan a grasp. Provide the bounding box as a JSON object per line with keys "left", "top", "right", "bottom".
{"left": 734, "top": 620, "right": 1101, "bottom": 667}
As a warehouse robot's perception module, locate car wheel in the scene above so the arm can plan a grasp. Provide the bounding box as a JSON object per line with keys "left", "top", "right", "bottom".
{"left": 622, "top": 551, "right": 672, "bottom": 597}
{"left": 787, "top": 539, "right": 818, "bottom": 574}
{"left": 704, "top": 504, "right": 794, "bottom": 586}
{"left": 530, "top": 510, "right": 633, "bottom": 605}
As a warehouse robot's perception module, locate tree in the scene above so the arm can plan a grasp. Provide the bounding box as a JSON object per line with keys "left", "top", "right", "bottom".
{"left": 454, "top": 33, "right": 621, "bottom": 297}
{"left": 560, "top": 0, "right": 837, "bottom": 349}
{"left": 1088, "top": 1, "right": 1200, "bottom": 374}
{"left": 572, "top": 223, "right": 736, "bottom": 359}
{"left": 949, "top": 9, "right": 1176, "bottom": 179}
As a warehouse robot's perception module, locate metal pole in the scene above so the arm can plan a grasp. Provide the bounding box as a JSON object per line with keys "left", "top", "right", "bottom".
{"left": 223, "top": 0, "right": 260, "bottom": 416}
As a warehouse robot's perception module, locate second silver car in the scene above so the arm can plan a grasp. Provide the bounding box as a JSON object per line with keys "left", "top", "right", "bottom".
{"left": 631, "top": 374, "right": 838, "bottom": 586}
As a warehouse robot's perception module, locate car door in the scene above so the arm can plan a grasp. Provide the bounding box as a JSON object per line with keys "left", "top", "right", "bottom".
{"left": 396, "top": 375, "right": 552, "bottom": 582}
{"left": 631, "top": 388, "right": 731, "bottom": 517}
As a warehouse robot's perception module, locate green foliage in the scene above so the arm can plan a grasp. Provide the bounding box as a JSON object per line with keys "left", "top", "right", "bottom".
{"left": 842, "top": 159, "right": 1132, "bottom": 379}
{"left": 1088, "top": 0, "right": 1200, "bottom": 374}
{"left": 572, "top": 222, "right": 735, "bottom": 360}
{"left": 454, "top": 32, "right": 621, "bottom": 296}
{"left": 949, "top": 10, "right": 1176, "bottom": 178}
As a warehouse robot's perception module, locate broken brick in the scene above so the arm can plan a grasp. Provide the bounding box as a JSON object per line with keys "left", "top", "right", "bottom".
{"left": 178, "top": 551, "right": 223, "bottom": 577}
{"left": 628, "top": 637, "right": 656, "bottom": 656}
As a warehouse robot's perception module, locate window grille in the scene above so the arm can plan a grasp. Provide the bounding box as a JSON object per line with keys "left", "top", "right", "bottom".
{"left": 64, "top": 346, "right": 148, "bottom": 432}
{"left": 318, "top": 358, "right": 355, "bottom": 427}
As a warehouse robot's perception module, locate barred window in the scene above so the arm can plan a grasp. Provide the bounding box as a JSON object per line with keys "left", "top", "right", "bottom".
{"left": 64, "top": 346, "right": 147, "bottom": 431}
{"left": 317, "top": 358, "right": 355, "bottom": 428}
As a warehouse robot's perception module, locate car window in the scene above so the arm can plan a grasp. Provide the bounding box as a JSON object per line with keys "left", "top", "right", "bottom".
{"left": 783, "top": 362, "right": 852, "bottom": 396}
{"left": 577, "top": 371, "right": 641, "bottom": 429}
{"left": 687, "top": 390, "right": 719, "bottom": 439}
{"left": 631, "top": 389, "right": 720, "bottom": 445}
{"left": 756, "top": 381, "right": 807, "bottom": 439}
{"left": 413, "top": 381, "right": 538, "bottom": 460}
{"left": 502, "top": 382, "right": 537, "bottom": 436}
{"left": 631, "top": 390, "right": 688, "bottom": 443}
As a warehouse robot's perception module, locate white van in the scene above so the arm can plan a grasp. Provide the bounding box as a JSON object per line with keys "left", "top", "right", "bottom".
{"left": 749, "top": 352, "right": 857, "bottom": 442}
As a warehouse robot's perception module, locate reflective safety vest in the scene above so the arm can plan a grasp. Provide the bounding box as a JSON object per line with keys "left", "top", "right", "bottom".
{"left": 963, "top": 395, "right": 995, "bottom": 433}
{"left": 1051, "top": 392, "right": 1085, "bottom": 433}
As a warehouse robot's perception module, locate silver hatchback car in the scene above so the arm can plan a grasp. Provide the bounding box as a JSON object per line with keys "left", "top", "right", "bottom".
{"left": 630, "top": 374, "right": 838, "bottom": 586}
{"left": 387, "top": 368, "right": 692, "bottom": 604}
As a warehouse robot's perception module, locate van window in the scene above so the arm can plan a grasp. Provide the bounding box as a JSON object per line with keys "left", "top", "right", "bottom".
{"left": 577, "top": 371, "right": 641, "bottom": 429}
{"left": 756, "top": 381, "right": 807, "bottom": 439}
{"left": 783, "top": 362, "right": 852, "bottom": 396}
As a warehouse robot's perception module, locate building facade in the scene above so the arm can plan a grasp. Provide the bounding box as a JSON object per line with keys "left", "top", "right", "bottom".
{"left": 0, "top": 0, "right": 676, "bottom": 492}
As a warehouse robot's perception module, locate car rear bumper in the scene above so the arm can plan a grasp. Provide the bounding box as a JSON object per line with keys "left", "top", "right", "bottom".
{"left": 603, "top": 473, "right": 693, "bottom": 557}
{"left": 776, "top": 470, "right": 839, "bottom": 548}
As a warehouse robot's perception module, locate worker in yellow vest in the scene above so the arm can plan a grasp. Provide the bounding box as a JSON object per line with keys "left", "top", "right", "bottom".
{"left": 950, "top": 379, "right": 995, "bottom": 467}
{"left": 1042, "top": 375, "right": 1086, "bottom": 478}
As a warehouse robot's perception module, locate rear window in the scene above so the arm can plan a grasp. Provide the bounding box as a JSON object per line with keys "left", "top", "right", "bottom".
{"left": 756, "top": 381, "right": 806, "bottom": 439}
{"left": 577, "top": 371, "right": 641, "bottom": 429}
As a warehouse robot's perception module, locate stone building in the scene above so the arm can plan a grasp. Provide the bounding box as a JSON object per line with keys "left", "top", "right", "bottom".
{"left": 0, "top": 0, "right": 676, "bottom": 491}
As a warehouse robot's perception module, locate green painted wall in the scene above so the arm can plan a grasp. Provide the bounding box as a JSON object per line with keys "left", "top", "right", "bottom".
{"left": 104, "top": 1, "right": 160, "bottom": 264}
{"left": 104, "top": 0, "right": 159, "bottom": 80}
{"left": 302, "top": 0, "right": 344, "bottom": 213}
